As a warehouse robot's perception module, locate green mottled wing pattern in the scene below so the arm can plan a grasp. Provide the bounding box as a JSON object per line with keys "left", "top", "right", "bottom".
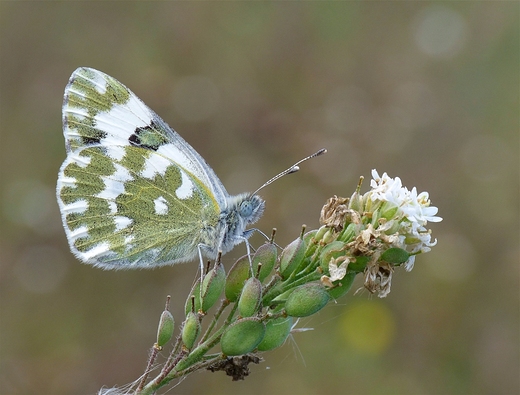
{"left": 57, "top": 68, "right": 223, "bottom": 269}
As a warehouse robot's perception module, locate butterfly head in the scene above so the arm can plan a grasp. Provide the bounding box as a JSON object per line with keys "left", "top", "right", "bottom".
{"left": 209, "top": 193, "right": 264, "bottom": 257}
{"left": 238, "top": 194, "right": 265, "bottom": 224}
{"left": 224, "top": 193, "right": 265, "bottom": 228}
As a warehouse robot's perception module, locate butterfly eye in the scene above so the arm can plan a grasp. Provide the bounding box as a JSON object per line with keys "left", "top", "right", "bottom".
{"left": 239, "top": 200, "right": 254, "bottom": 217}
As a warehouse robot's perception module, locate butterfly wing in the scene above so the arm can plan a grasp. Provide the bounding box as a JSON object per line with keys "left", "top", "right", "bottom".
{"left": 57, "top": 67, "right": 225, "bottom": 269}
{"left": 62, "top": 67, "right": 228, "bottom": 202}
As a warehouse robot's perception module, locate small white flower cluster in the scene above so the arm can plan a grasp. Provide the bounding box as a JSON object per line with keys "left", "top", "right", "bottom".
{"left": 369, "top": 169, "right": 442, "bottom": 271}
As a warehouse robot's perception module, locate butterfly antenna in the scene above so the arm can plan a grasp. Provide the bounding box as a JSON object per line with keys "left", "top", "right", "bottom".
{"left": 251, "top": 148, "right": 327, "bottom": 196}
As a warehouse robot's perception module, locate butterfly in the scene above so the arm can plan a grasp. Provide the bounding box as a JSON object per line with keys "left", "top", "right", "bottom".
{"left": 57, "top": 67, "right": 325, "bottom": 270}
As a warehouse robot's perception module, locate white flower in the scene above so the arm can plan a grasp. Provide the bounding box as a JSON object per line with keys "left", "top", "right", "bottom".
{"left": 404, "top": 255, "right": 416, "bottom": 271}
{"left": 370, "top": 169, "right": 406, "bottom": 207}
{"left": 370, "top": 169, "right": 442, "bottom": 226}
{"left": 329, "top": 259, "right": 348, "bottom": 281}
{"left": 400, "top": 188, "right": 442, "bottom": 225}
{"left": 366, "top": 170, "right": 442, "bottom": 272}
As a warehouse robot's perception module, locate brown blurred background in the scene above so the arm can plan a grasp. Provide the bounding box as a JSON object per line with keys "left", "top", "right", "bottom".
{"left": 1, "top": 2, "right": 518, "bottom": 395}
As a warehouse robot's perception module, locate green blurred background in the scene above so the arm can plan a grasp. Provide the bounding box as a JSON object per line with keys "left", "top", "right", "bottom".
{"left": 1, "top": 2, "right": 518, "bottom": 395}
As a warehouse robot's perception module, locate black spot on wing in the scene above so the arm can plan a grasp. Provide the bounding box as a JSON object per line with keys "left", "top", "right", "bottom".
{"left": 128, "top": 132, "right": 143, "bottom": 147}
{"left": 82, "top": 135, "right": 103, "bottom": 145}
{"left": 128, "top": 120, "right": 168, "bottom": 151}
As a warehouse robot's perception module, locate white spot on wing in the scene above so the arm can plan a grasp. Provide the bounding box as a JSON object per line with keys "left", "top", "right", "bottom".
{"left": 176, "top": 170, "right": 194, "bottom": 199}
{"left": 107, "top": 201, "right": 117, "bottom": 214}
{"left": 154, "top": 196, "right": 169, "bottom": 215}
{"left": 114, "top": 216, "right": 133, "bottom": 230}
{"left": 105, "top": 145, "right": 126, "bottom": 161}
{"left": 141, "top": 155, "right": 172, "bottom": 179}
{"left": 96, "top": 163, "right": 133, "bottom": 200}
{"left": 91, "top": 73, "right": 108, "bottom": 94}
{"left": 64, "top": 108, "right": 88, "bottom": 122}
{"left": 58, "top": 175, "right": 77, "bottom": 189}
{"left": 71, "top": 152, "right": 91, "bottom": 168}
{"left": 69, "top": 225, "right": 89, "bottom": 241}
{"left": 83, "top": 242, "right": 112, "bottom": 260}
{"left": 96, "top": 180, "right": 121, "bottom": 200}
{"left": 63, "top": 199, "right": 89, "bottom": 214}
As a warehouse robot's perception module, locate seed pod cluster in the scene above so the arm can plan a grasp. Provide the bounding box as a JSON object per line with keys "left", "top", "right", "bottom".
{"left": 164, "top": 229, "right": 361, "bottom": 366}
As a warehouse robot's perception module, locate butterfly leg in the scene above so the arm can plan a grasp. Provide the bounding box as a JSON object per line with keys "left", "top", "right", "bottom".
{"left": 240, "top": 229, "right": 266, "bottom": 277}
{"left": 247, "top": 227, "right": 282, "bottom": 250}
{"left": 197, "top": 243, "right": 214, "bottom": 287}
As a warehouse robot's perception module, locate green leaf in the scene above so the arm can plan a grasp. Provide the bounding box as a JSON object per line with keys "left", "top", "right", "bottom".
{"left": 381, "top": 247, "right": 410, "bottom": 264}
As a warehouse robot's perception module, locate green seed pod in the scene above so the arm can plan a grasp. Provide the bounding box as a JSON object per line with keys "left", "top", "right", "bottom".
{"left": 257, "top": 316, "right": 292, "bottom": 351}
{"left": 225, "top": 255, "right": 250, "bottom": 302}
{"left": 252, "top": 243, "right": 277, "bottom": 282}
{"left": 313, "top": 226, "right": 329, "bottom": 243}
{"left": 238, "top": 277, "right": 263, "bottom": 318}
{"left": 201, "top": 263, "right": 226, "bottom": 312}
{"left": 382, "top": 219, "right": 400, "bottom": 235}
{"left": 221, "top": 317, "right": 266, "bottom": 356}
{"left": 302, "top": 229, "right": 318, "bottom": 246}
{"left": 380, "top": 247, "right": 410, "bottom": 264}
{"left": 182, "top": 311, "right": 201, "bottom": 350}
{"left": 327, "top": 271, "right": 356, "bottom": 300}
{"left": 380, "top": 202, "right": 399, "bottom": 220}
{"left": 371, "top": 208, "right": 382, "bottom": 227}
{"left": 349, "top": 190, "right": 363, "bottom": 212}
{"left": 285, "top": 283, "right": 330, "bottom": 317}
{"left": 338, "top": 222, "right": 360, "bottom": 243}
{"left": 321, "top": 229, "right": 336, "bottom": 244}
{"left": 348, "top": 255, "right": 370, "bottom": 273}
{"left": 184, "top": 281, "right": 201, "bottom": 316}
{"left": 279, "top": 238, "right": 306, "bottom": 279}
{"left": 269, "top": 287, "right": 295, "bottom": 308}
{"left": 302, "top": 230, "right": 319, "bottom": 257}
{"left": 319, "top": 241, "right": 346, "bottom": 272}
{"left": 156, "top": 310, "right": 175, "bottom": 348}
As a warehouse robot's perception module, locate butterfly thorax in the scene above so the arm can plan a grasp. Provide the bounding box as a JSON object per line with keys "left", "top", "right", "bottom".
{"left": 199, "top": 193, "right": 265, "bottom": 259}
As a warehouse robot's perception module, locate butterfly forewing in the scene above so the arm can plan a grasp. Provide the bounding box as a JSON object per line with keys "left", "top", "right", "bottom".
{"left": 62, "top": 68, "right": 228, "bottom": 201}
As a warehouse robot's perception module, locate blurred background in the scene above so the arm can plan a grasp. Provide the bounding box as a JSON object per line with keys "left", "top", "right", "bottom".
{"left": 1, "top": 2, "right": 518, "bottom": 395}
